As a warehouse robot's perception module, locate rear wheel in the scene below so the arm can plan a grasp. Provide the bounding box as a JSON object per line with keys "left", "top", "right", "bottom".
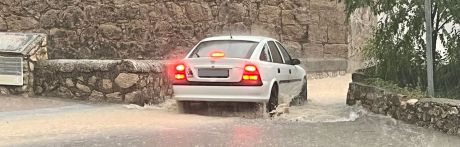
{"left": 267, "top": 85, "right": 279, "bottom": 114}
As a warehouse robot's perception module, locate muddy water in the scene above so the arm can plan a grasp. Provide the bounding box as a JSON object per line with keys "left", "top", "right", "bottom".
{"left": 2, "top": 74, "right": 460, "bottom": 146}
{"left": 0, "top": 96, "right": 76, "bottom": 112}
{"left": 134, "top": 74, "right": 358, "bottom": 121}
{"left": 273, "top": 74, "right": 358, "bottom": 122}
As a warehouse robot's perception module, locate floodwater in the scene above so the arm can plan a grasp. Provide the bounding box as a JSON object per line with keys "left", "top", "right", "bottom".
{"left": 1, "top": 74, "right": 459, "bottom": 147}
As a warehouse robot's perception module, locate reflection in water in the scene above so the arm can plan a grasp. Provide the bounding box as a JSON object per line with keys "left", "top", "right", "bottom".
{"left": 231, "top": 125, "right": 262, "bottom": 147}
{"left": 273, "top": 104, "right": 367, "bottom": 123}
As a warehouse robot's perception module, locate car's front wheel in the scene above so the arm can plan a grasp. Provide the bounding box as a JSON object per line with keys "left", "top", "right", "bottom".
{"left": 291, "top": 77, "right": 308, "bottom": 106}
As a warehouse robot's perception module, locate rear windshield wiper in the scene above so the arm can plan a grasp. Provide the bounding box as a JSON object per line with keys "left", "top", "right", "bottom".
{"left": 194, "top": 52, "right": 200, "bottom": 58}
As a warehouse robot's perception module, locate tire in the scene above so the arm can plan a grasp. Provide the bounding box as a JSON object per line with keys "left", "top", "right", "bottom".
{"left": 267, "top": 85, "right": 279, "bottom": 114}
{"left": 291, "top": 77, "right": 308, "bottom": 106}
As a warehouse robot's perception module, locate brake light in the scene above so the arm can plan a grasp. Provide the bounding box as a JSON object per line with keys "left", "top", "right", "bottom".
{"left": 210, "top": 50, "right": 225, "bottom": 59}
{"left": 175, "top": 64, "right": 187, "bottom": 80}
{"left": 211, "top": 52, "right": 225, "bottom": 57}
{"left": 242, "top": 65, "right": 261, "bottom": 82}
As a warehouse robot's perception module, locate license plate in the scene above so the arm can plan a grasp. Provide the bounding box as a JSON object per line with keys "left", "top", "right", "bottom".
{"left": 198, "top": 68, "right": 229, "bottom": 78}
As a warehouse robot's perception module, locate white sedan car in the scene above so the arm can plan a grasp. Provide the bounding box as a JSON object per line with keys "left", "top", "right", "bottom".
{"left": 172, "top": 36, "right": 307, "bottom": 114}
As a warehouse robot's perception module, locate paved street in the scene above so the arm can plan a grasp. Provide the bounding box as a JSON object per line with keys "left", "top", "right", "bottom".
{"left": 1, "top": 75, "right": 459, "bottom": 147}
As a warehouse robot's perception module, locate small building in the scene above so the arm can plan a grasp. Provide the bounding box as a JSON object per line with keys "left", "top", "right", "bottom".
{"left": 0, "top": 32, "right": 48, "bottom": 95}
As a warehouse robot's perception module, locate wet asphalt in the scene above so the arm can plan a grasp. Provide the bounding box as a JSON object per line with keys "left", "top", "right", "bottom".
{"left": 1, "top": 75, "right": 459, "bottom": 147}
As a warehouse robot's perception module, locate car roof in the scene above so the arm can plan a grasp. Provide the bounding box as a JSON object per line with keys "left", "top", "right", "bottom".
{"left": 200, "top": 36, "right": 277, "bottom": 42}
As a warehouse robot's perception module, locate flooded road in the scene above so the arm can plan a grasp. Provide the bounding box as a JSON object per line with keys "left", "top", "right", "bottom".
{"left": 1, "top": 74, "right": 459, "bottom": 147}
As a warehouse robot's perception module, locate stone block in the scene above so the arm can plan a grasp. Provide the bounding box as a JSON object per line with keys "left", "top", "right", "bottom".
{"left": 308, "top": 23, "right": 327, "bottom": 44}
{"left": 76, "top": 83, "right": 91, "bottom": 93}
{"left": 39, "top": 10, "right": 60, "bottom": 29}
{"left": 125, "top": 91, "right": 141, "bottom": 103}
{"left": 77, "top": 76, "right": 84, "bottom": 82}
{"left": 57, "top": 86, "right": 73, "bottom": 97}
{"left": 106, "top": 92, "right": 122, "bottom": 102}
{"left": 324, "top": 44, "right": 348, "bottom": 58}
{"left": 115, "top": 73, "right": 139, "bottom": 89}
{"left": 5, "top": 16, "right": 38, "bottom": 30}
{"left": 0, "top": 87, "right": 10, "bottom": 95}
{"left": 310, "top": 0, "right": 338, "bottom": 8}
{"left": 102, "top": 79, "right": 113, "bottom": 90}
{"left": 88, "top": 76, "right": 97, "bottom": 86}
{"left": 293, "top": 7, "right": 309, "bottom": 25}
{"left": 283, "top": 41, "right": 302, "bottom": 58}
{"left": 65, "top": 78, "right": 74, "bottom": 87}
{"left": 185, "top": 2, "right": 212, "bottom": 22}
{"left": 327, "top": 25, "right": 347, "bottom": 44}
{"left": 99, "top": 24, "right": 122, "bottom": 40}
{"left": 281, "top": 10, "right": 296, "bottom": 25}
{"left": 61, "top": 6, "right": 85, "bottom": 29}
{"left": 302, "top": 43, "right": 324, "bottom": 58}
{"left": 282, "top": 24, "right": 307, "bottom": 42}
{"left": 251, "top": 23, "right": 279, "bottom": 39}
{"left": 89, "top": 90, "right": 104, "bottom": 102}
{"left": 0, "top": 18, "right": 7, "bottom": 31}
{"left": 258, "top": 5, "right": 281, "bottom": 24}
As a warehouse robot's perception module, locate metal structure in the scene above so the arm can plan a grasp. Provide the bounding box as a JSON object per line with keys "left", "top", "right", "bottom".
{"left": 0, "top": 33, "right": 39, "bottom": 53}
{"left": 0, "top": 57, "right": 23, "bottom": 85}
{"left": 424, "top": 0, "right": 435, "bottom": 97}
{"left": 0, "top": 32, "right": 45, "bottom": 86}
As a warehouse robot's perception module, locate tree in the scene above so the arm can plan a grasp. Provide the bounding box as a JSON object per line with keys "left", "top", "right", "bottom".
{"left": 345, "top": 0, "right": 460, "bottom": 98}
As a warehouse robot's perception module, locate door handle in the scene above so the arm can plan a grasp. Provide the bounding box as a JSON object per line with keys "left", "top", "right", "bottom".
{"left": 277, "top": 68, "right": 280, "bottom": 73}
{"left": 289, "top": 69, "right": 291, "bottom": 74}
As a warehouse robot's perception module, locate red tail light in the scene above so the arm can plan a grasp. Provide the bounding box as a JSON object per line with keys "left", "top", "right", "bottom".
{"left": 175, "top": 64, "right": 187, "bottom": 80}
{"left": 242, "top": 65, "right": 261, "bottom": 82}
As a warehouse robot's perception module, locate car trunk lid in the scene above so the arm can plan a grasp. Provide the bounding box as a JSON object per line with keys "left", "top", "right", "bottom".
{"left": 184, "top": 58, "right": 248, "bottom": 83}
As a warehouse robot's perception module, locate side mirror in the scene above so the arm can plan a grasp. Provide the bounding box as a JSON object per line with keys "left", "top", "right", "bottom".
{"left": 291, "top": 59, "right": 301, "bottom": 65}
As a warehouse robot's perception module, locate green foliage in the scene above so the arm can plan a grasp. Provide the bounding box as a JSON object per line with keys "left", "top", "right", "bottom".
{"left": 346, "top": 0, "right": 460, "bottom": 99}
{"left": 364, "top": 78, "right": 425, "bottom": 99}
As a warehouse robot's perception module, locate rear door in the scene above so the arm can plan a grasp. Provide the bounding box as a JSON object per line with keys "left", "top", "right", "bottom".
{"left": 266, "top": 41, "right": 292, "bottom": 104}
{"left": 275, "top": 41, "right": 303, "bottom": 97}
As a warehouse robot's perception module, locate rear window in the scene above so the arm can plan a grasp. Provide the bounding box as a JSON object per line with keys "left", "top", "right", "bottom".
{"left": 188, "top": 40, "right": 258, "bottom": 59}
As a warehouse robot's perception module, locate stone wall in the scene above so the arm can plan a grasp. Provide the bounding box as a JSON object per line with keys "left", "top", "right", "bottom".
{"left": 347, "top": 73, "right": 460, "bottom": 136}
{"left": 34, "top": 59, "right": 172, "bottom": 105}
{"left": 0, "top": 0, "right": 352, "bottom": 60}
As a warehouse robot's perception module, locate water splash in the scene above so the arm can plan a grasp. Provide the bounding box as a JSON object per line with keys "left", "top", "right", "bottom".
{"left": 272, "top": 104, "right": 368, "bottom": 123}
{"left": 123, "top": 99, "right": 178, "bottom": 112}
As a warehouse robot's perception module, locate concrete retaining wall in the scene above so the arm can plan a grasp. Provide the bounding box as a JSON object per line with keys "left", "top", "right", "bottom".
{"left": 347, "top": 73, "right": 460, "bottom": 136}
{"left": 34, "top": 59, "right": 173, "bottom": 105}
{"left": 300, "top": 58, "right": 347, "bottom": 79}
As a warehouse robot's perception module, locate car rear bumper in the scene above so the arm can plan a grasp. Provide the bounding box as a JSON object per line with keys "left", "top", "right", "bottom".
{"left": 173, "top": 82, "right": 271, "bottom": 102}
